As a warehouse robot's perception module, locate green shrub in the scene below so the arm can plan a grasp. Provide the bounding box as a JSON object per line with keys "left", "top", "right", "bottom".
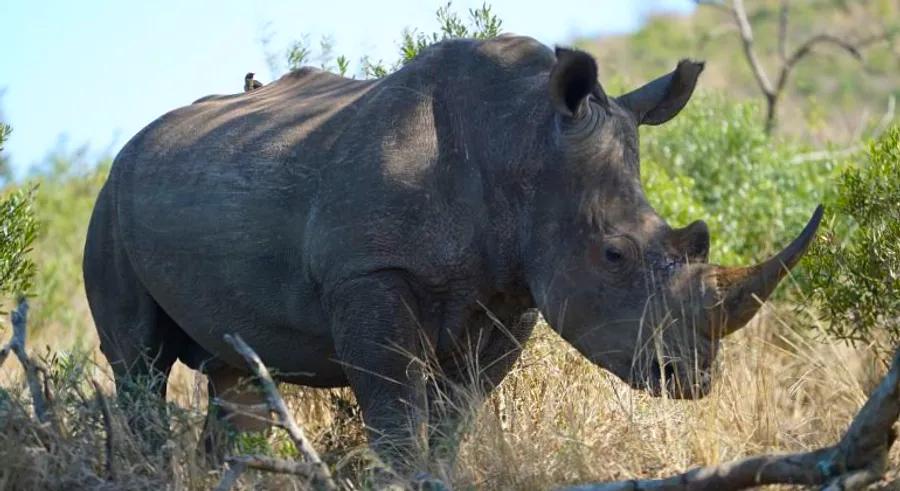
{"left": 288, "top": 2, "right": 504, "bottom": 79}
{"left": 0, "top": 124, "right": 38, "bottom": 303}
{"left": 27, "top": 153, "right": 110, "bottom": 335}
{"left": 806, "top": 125, "right": 900, "bottom": 344}
{"left": 0, "top": 123, "right": 11, "bottom": 184}
{"left": 640, "top": 94, "right": 838, "bottom": 266}
{"left": 399, "top": 2, "right": 502, "bottom": 65}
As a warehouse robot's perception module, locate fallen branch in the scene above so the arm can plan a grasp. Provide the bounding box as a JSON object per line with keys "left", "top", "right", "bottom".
{"left": 0, "top": 299, "right": 53, "bottom": 426}
{"left": 219, "top": 333, "right": 337, "bottom": 491}
{"left": 214, "top": 455, "right": 325, "bottom": 491}
{"left": 559, "top": 347, "right": 900, "bottom": 491}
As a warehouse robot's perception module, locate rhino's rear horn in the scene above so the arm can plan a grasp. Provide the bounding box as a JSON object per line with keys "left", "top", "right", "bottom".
{"left": 670, "top": 220, "right": 710, "bottom": 263}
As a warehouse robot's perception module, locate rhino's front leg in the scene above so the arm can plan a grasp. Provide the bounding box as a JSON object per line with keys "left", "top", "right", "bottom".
{"left": 327, "top": 272, "right": 430, "bottom": 475}
{"left": 427, "top": 309, "right": 539, "bottom": 466}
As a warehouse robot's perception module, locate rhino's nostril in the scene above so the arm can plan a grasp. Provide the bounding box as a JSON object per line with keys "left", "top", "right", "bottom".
{"left": 650, "top": 359, "right": 678, "bottom": 384}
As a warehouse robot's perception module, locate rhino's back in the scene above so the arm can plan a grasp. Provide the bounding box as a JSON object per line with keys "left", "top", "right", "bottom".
{"left": 116, "top": 67, "right": 376, "bottom": 190}
{"left": 100, "top": 69, "right": 378, "bottom": 375}
{"left": 113, "top": 67, "right": 378, "bottom": 277}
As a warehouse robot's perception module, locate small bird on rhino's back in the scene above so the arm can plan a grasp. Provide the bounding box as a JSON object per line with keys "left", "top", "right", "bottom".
{"left": 244, "top": 72, "right": 263, "bottom": 92}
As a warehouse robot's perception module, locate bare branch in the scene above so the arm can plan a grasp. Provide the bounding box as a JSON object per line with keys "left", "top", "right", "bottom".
{"left": 1, "top": 299, "right": 52, "bottom": 426}
{"left": 788, "top": 145, "right": 862, "bottom": 165}
{"left": 777, "top": 0, "right": 790, "bottom": 62}
{"left": 210, "top": 397, "right": 280, "bottom": 428}
{"left": 222, "top": 333, "right": 337, "bottom": 491}
{"left": 783, "top": 35, "right": 859, "bottom": 75}
{"left": 214, "top": 455, "right": 327, "bottom": 491}
{"left": 559, "top": 347, "right": 900, "bottom": 491}
{"left": 212, "top": 397, "right": 271, "bottom": 419}
{"left": 731, "top": 0, "right": 775, "bottom": 97}
{"left": 776, "top": 31, "right": 889, "bottom": 99}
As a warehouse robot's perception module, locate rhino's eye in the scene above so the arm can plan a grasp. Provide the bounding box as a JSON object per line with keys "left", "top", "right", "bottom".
{"left": 604, "top": 246, "right": 624, "bottom": 263}
{"left": 587, "top": 235, "right": 638, "bottom": 274}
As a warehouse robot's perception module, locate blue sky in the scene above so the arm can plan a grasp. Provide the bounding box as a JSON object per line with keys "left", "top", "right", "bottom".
{"left": 0, "top": 1, "right": 693, "bottom": 177}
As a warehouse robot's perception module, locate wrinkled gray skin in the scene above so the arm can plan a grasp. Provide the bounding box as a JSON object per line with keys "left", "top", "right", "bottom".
{"left": 83, "top": 35, "right": 821, "bottom": 470}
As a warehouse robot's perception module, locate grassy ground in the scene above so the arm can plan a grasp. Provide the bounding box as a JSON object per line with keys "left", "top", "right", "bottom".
{"left": 0, "top": 298, "right": 897, "bottom": 489}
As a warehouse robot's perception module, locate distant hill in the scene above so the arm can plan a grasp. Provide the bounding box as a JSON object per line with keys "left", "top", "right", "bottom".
{"left": 578, "top": 1, "right": 899, "bottom": 145}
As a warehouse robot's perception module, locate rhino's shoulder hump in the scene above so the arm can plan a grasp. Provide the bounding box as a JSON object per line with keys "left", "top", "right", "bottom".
{"left": 410, "top": 35, "right": 554, "bottom": 77}
{"left": 476, "top": 34, "right": 555, "bottom": 70}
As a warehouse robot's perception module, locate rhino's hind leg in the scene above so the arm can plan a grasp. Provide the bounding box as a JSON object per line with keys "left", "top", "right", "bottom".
{"left": 84, "top": 195, "right": 185, "bottom": 450}
{"left": 90, "top": 283, "right": 184, "bottom": 450}
{"left": 200, "top": 364, "right": 269, "bottom": 464}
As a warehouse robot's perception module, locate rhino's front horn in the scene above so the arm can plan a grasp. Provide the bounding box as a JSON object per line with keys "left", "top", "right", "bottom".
{"left": 712, "top": 205, "right": 824, "bottom": 335}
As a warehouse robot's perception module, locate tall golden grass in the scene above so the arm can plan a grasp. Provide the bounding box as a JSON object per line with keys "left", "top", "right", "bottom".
{"left": 1, "top": 297, "right": 896, "bottom": 489}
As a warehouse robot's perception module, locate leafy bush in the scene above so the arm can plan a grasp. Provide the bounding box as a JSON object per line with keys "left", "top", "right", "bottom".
{"left": 284, "top": 2, "right": 504, "bottom": 79}
{"left": 399, "top": 3, "right": 502, "bottom": 64}
{"left": 806, "top": 125, "right": 900, "bottom": 344}
{"left": 640, "top": 94, "right": 837, "bottom": 266}
{"left": 0, "top": 123, "right": 38, "bottom": 303}
{"left": 0, "top": 123, "right": 11, "bottom": 184}
{"left": 27, "top": 152, "right": 110, "bottom": 336}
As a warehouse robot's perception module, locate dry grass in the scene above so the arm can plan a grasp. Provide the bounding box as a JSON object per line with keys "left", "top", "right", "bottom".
{"left": 0, "top": 302, "right": 897, "bottom": 490}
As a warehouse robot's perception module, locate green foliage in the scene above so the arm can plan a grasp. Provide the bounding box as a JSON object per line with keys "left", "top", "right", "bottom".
{"left": 641, "top": 93, "right": 835, "bottom": 266}
{"left": 0, "top": 186, "right": 38, "bottom": 301}
{"left": 286, "top": 2, "right": 503, "bottom": 79}
{"left": 399, "top": 2, "right": 502, "bottom": 65}
{"left": 286, "top": 35, "right": 312, "bottom": 72}
{"left": 0, "top": 123, "right": 10, "bottom": 153}
{"left": 0, "top": 124, "right": 38, "bottom": 302}
{"left": 360, "top": 56, "right": 389, "bottom": 79}
{"left": 27, "top": 153, "right": 109, "bottom": 335}
{"left": 336, "top": 55, "right": 350, "bottom": 77}
{"left": 806, "top": 125, "right": 900, "bottom": 343}
{"left": 0, "top": 122, "right": 11, "bottom": 184}
{"left": 233, "top": 431, "right": 274, "bottom": 455}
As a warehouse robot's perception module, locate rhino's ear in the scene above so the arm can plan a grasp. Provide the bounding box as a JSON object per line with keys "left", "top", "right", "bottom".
{"left": 549, "top": 47, "right": 600, "bottom": 118}
{"left": 617, "top": 59, "right": 704, "bottom": 126}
